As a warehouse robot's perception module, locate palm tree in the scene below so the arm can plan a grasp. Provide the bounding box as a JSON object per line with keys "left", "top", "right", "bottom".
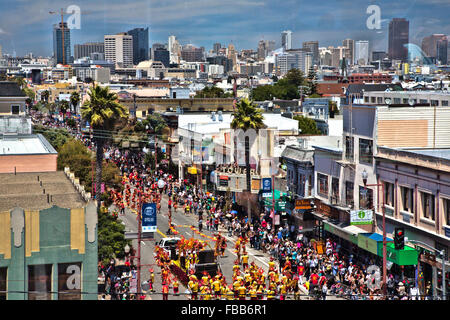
{"left": 70, "top": 91, "right": 80, "bottom": 114}
{"left": 81, "top": 85, "right": 129, "bottom": 209}
{"left": 230, "top": 98, "right": 265, "bottom": 221}
{"left": 41, "top": 90, "right": 50, "bottom": 103}
{"left": 59, "top": 100, "right": 70, "bottom": 121}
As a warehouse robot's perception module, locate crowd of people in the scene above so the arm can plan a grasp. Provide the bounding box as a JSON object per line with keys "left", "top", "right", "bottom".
{"left": 31, "top": 111, "right": 433, "bottom": 301}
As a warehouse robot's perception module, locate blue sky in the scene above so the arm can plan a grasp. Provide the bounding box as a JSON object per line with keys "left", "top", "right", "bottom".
{"left": 0, "top": 0, "right": 449, "bottom": 57}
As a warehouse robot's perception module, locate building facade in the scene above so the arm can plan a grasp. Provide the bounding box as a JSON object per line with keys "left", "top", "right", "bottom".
{"left": 74, "top": 42, "right": 104, "bottom": 60}
{"left": 389, "top": 18, "right": 409, "bottom": 62}
{"left": 127, "top": 27, "right": 149, "bottom": 65}
{"left": 104, "top": 33, "right": 134, "bottom": 68}
{"left": 53, "top": 22, "right": 71, "bottom": 65}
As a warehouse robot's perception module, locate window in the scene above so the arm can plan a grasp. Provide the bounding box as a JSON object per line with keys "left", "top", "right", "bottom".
{"left": 58, "top": 262, "right": 81, "bottom": 300}
{"left": 431, "top": 100, "right": 439, "bottom": 106}
{"left": 318, "top": 173, "right": 328, "bottom": 198}
{"left": 359, "top": 186, "right": 373, "bottom": 209}
{"left": 419, "top": 99, "right": 428, "bottom": 104}
{"left": 384, "top": 182, "right": 394, "bottom": 207}
{"left": 345, "top": 136, "right": 354, "bottom": 162}
{"left": 331, "top": 177, "right": 339, "bottom": 204}
{"left": 442, "top": 100, "right": 449, "bottom": 107}
{"left": 0, "top": 267, "right": 6, "bottom": 300}
{"left": 346, "top": 181, "right": 354, "bottom": 207}
{"left": 364, "top": 96, "right": 369, "bottom": 103}
{"left": 400, "top": 186, "right": 414, "bottom": 213}
{"left": 421, "top": 192, "right": 435, "bottom": 221}
{"left": 28, "top": 264, "right": 52, "bottom": 300}
{"left": 359, "top": 138, "right": 373, "bottom": 164}
{"left": 11, "top": 105, "right": 20, "bottom": 114}
{"left": 377, "top": 97, "right": 383, "bottom": 104}
{"left": 394, "top": 98, "right": 401, "bottom": 104}
{"left": 371, "top": 97, "right": 376, "bottom": 103}
{"left": 443, "top": 198, "right": 450, "bottom": 227}
{"left": 402, "top": 98, "right": 409, "bottom": 104}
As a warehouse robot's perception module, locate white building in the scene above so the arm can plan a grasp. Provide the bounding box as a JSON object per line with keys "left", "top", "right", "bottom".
{"left": 281, "top": 30, "right": 292, "bottom": 50}
{"left": 354, "top": 40, "right": 370, "bottom": 65}
{"left": 104, "top": 33, "right": 133, "bottom": 68}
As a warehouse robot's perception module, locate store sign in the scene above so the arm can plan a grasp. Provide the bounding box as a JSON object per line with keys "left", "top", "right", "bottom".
{"left": 275, "top": 201, "right": 286, "bottom": 211}
{"left": 350, "top": 210, "right": 373, "bottom": 225}
{"left": 142, "top": 203, "right": 157, "bottom": 232}
{"left": 262, "top": 192, "right": 273, "bottom": 198}
{"left": 262, "top": 178, "right": 272, "bottom": 192}
{"left": 295, "top": 199, "right": 312, "bottom": 210}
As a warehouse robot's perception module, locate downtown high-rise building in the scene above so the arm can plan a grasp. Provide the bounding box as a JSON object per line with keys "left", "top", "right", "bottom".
{"left": 181, "top": 44, "right": 204, "bottom": 62}
{"left": 388, "top": 18, "right": 409, "bottom": 62}
{"left": 74, "top": 42, "right": 104, "bottom": 60}
{"left": 354, "top": 40, "right": 369, "bottom": 65}
{"left": 342, "top": 39, "right": 354, "bottom": 66}
{"left": 213, "top": 43, "right": 222, "bottom": 54}
{"left": 53, "top": 22, "right": 71, "bottom": 65}
{"left": 104, "top": 33, "right": 133, "bottom": 68}
{"left": 168, "top": 35, "right": 181, "bottom": 64}
{"left": 302, "top": 41, "right": 319, "bottom": 66}
{"left": 152, "top": 44, "right": 170, "bottom": 68}
{"left": 421, "top": 34, "right": 448, "bottom": 64}
{"left": 258, "top": 40, "right": 275, "bottom": 60}
{"left": 281, "top": 30, "right": 292, "bottom": 50}
{"left": 127, "top": 27, "right": 149, "bottom": 65}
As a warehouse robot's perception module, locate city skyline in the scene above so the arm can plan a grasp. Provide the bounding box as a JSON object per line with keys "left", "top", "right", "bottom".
{"left": 0, "top": 0, "right": 449, "bottom": 57}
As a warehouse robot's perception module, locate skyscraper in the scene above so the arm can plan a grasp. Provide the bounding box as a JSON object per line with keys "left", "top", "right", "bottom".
{"left": 104, "top": 33, "right": 133, "bottom": 68}
{"left": 388, "top": 18, "right": 409, "bottom": 62}
{"left": 302, "top": 41, "right": 319, "bottom": 66}
{"left": 127, "top": 27, "right": 149, "bottom": 65}
{"left": 281, "top": 30, "right": 292, "bottom": 50}
{"left": 422, "top": 34, "right": 448, "bottom": 64}
{"left": 53, "top": 22, "right": 71, "bottom": 65}
{"left": 342, "top": 39, "right": 354, "bottom": 66}
{"left": 354, "top": 40, "right": 369, "bottom": 65}
{"left": 213, "top": 43, "right": 221, "bottom": 54}
{"left": 168, "top": 35, "right": 181, "bottom": 64}
{"left": 74, "top": 42, "right": 104, "bottom": 60}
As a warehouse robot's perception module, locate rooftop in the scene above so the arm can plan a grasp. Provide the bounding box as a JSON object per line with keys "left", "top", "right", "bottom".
{"left": 0, "top": 81, "right": 26, "bottom": 97}
{"left": 0, "top": 134, "right": 57, "bottom": 155}
{"left": 0, "top": 171, "right": 87, "bottom": 211}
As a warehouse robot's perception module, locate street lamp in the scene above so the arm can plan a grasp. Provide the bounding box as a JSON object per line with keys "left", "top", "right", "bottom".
{"left": 362, "top": 169, "right": 388, "bottom": 298}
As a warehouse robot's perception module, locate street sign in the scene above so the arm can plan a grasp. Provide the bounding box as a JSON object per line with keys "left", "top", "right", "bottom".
{"left": 262, "top": 178, "right": 272, "bottom": 192}
{"left": 275, "top": 201, "right": 286, "bottom": 211}
{"left": 142, "top": 203, "right": 157, "bottom": 232}
{"left": 262, "top": 192, "right": 272, "bottom": 198}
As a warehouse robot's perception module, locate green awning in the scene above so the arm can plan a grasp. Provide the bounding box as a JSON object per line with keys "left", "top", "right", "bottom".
{"left": 378, "top": 243, "right": 419, "bottom": 266}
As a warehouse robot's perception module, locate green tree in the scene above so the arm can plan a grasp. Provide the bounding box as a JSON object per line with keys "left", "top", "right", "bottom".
{"left": 41, "top": 90, "right": 50, "bottom": 103}
{"left": 70, "top": 91, "right": 81, "bottom": 114}
{"left": 195, "top": 86, "right": 233, "bottom": 98}
{"left": 98, "top": 210, "right": 131, "bottom": 265}
{"left": 231, "top": 98, "right": 266, "bottom": 220}
{"left": 306, "top": 68, "right": 318, "bottom": 96}
{"left": 81, "top": 85, "right": 129, "bottom": 209}
{"left": 33, "top": 124, "right": 71, "bottom": 151}
{"left": 142, "top": 113, "right": 168, "bottom": 135}
{"left": 284, "top": 68, "right": 305, "bottom": 87}
{"left": 293, "top": 115, "right": 321, "bottom": 135}
{"left": 59, "top": 100, "right": 70, "bottom": 120}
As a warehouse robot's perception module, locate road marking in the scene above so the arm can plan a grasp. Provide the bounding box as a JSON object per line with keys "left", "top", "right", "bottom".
{"left": 157, "top": 229, "right": 167, "bottom": 238}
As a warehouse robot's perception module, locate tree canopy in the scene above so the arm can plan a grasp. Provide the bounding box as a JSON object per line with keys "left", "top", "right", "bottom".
{"left": 293, "top": 115, "right": 322, "bottom": 135}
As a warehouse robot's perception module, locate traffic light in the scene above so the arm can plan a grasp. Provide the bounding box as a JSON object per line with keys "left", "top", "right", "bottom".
{"left": 394, "top": 227, "right": 405, "bottom": 250}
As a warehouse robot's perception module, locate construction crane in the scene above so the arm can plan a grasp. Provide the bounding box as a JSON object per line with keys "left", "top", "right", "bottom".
{"left": 49, "top": 7, "right": 92, "bottom": 65}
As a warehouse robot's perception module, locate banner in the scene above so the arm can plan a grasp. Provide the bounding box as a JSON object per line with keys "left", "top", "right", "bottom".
{"left": 262, "top": 178, "right": 272, "bottom": 192}
{"left": 350, "top": 209, "right": 373, "bottom": 225}
{"left": 141, "top": 203, "right": 157, "bottom": 232}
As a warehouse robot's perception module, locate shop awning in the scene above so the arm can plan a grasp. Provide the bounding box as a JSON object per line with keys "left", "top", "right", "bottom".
{"left": 358, "top": 233, "right": 394, "bottom": 256}
{"left": 323, "top": 221, "right": 366, "bottom": 244}
{"left": 379, "top": 243, "right": 419, "bottom": 266}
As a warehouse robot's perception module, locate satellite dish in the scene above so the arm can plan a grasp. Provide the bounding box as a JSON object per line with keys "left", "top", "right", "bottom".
{"left": 385, "top": 98, "right": 392, "bottom": 105}
{"left": 408, "top": 98, "right": 415, "bottom": 106}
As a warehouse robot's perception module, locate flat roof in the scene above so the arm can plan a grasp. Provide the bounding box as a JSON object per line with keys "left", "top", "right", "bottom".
{"left": 399, "top": 148, "right": 450, "bottom": 161}
{"left": 0, "top": 134, "right": 57, "bottom": 155}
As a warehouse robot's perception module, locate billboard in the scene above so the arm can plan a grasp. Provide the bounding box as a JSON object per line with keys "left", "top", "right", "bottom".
{"left": 142, "top": 203, "right": 157, "bottom": 232}
{"left": 350, "top": 209, "right": 373, "bottom": 225}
